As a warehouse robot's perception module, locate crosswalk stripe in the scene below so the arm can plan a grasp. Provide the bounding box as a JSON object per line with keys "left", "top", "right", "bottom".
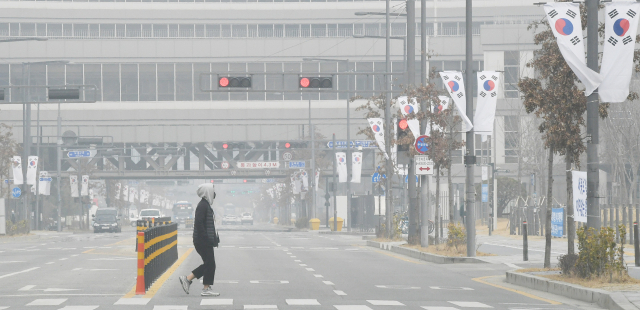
{"left": 244, "top": 305, "right": 277, "bottom": 309}
{"left": 448, "top": 301, "right": 492, "bottom": 308}
{"left": 286, "top": 299, "right": 320, "bottom": 306}
{"left": 113, "top": 298, "right": 150, "bottom": 305}
{"left": 152, "top": 306, "right": 187, "bottom": 310}
{"left": 201, "top": 299, "right": 233, "bottom": 305}
{"left": 334, "top": 290, "right": 347, "bottom": 296}
{"left": 57, "top": 307, "right": 98, "bottom": 310}
{"left": 367, "top": 300, "right": 405, "bottom": 306}
{"left": 26, "top": 299, "right": 67, "bottom": 306}
{"left": 334, "top": 306, "right": 372, "bottom": 310}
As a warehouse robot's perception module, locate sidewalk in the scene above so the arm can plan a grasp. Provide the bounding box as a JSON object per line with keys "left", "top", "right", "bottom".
{"left": 473, "top": 219, "right": 640, "bottom": 309}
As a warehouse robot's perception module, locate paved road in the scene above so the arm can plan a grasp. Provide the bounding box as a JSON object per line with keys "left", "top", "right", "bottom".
{"left": 0, "top": 224, "right": 603, "bottom": 310}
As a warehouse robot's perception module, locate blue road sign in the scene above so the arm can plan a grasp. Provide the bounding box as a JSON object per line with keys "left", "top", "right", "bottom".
{"left": 481, "top": 184, "right": 489, "bottom": 202}
{"left": 552, "top": 208, "right": 564, "bottom": 237}
{"left": 372, "top": 173, "right": 387, "bottom": 183}
{"left": 39, "top": 177, "right": 53, "bottom": 182}
{"left": 326, "top": 140, "right": 378, "bottom": 149}
{"left": 67, "top": 150, "right": 96, "bottom": 158}
{"left": 11, "top": 186, "right": 21, "bottom": 198}
{"left": 289, "top": 161, "right": 306, "bottom": 168}
{"left": 4, "top": 179, "right": 12, "bottom": 184}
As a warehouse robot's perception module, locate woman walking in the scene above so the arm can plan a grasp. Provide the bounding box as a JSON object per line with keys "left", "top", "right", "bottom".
{"left": 179, "top": 183, "right": 220, "bottom": 296}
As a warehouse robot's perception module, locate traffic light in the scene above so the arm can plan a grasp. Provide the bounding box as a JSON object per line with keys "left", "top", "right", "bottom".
{"left": 219, "top": 77, "right": 252, "bottom": 88}
{"left": 397, "top": 119, "right": 410, "bottom": 151}
{"left": 299, "top": 77, "right": 332, "bottom": 89}
{"left": 222, "top": 143, "right": 229, "bottom": 149}
{"left": 284, "top": 142, "right": 308, "bottom": 149}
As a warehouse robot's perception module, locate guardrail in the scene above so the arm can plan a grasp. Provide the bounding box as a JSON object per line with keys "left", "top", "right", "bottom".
{"left": 135, "top": 222, "right": 178, "bottom": 295}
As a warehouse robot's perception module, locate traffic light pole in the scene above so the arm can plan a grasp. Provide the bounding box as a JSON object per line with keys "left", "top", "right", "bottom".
{"left": 333, "top": 134, "right": 338, "bottom": 231}
{"left": 465, "top": 0, "right": 476, "bottom": 257}
{"left": 385, "top": 0, "right": 393, "bottom": 239}
{"left": 586, "top": 0, "right": 600, "bottom": 230}
{"left": 346, "top": 100, "right": 352, "bottom": 232}
{"left": 309, "top": 101, "right": 316, "bottom": 221}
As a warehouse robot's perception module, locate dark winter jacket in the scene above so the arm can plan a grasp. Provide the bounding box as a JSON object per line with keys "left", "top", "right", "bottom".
{"left": 193, "top": 198, "right": 218, "bottom": 247}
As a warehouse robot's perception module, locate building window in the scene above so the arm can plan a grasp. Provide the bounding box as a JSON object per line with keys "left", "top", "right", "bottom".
{"left": 504, "top": 115, "right": 520, "bottom": 164}
{"left": 139, "top": 64, "right": 156, "bottom": 101}
{"left": 121, "top": 64, "right": 138, "bottom": 101}
{"left": 102, "top": 64, "right": 120, "bottom": 101}
{"left": 175, "top": 63, "right": 193, "bottom": 101}
{"left": 158, "top": 64, "right": 175, "bottom": 101}
{"left": 504, "top": 51, "right": 520, "bottom": 99}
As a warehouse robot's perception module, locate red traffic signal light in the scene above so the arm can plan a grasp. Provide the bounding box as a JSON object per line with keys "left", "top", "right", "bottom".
{"left": 285, "top": 142, "right": 291, "bottom": 148}
{"left": 243, "top": 179, "right": 247, "bottom": 183}
{"left": 299, "top": 77, "right": 332, "bottom": 88}
{"left": 222, "top": 143, "right": 228, "bottom": 149}
{"left": 219, "top": 77, "right": 251, "bottom": 88}
{"left": 399, "top": 119, "right": 408, "bottom": 130}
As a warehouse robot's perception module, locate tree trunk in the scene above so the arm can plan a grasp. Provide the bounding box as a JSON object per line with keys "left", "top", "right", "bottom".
{"left": 435, "top": 166, "right": 441, "bottom": 244}
{"left": 566, "top": 150, "right": 574, "bottom": 255}
{"left": 544, "top": 147, "right": 554, "bottom": 268}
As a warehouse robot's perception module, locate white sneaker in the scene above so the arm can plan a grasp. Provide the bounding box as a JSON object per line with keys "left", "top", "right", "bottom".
{"left": 201, "top": 287, "right": 220, "bottom": 296}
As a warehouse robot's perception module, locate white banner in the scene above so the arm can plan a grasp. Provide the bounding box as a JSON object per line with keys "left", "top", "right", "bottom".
{"left": 427, "top": 96, "right": 451, "bottom": 135}
{"left": 474, "top": 72, "right": 500, "bottom": 138}
{"left": 291, "top": 174, "right": 300, "bottom": 195}
{"left": 70, "top": 175, "right": 79, "bottom": 198}
{"left": 122, "top": 185, "right": 129, "bottom": 201}
{"left": 27, "top": 156, "right": 38, "bottom": 185}
{"left": 315, "top": 169, "right": 320, "bottom": 191}
{"left": 115, "top": 183, "right": 121, "bottom": 200}
{"left": 367, "top": 118, "right": 388, "bottom": 159}
{"left": 11, "top": 156, "right": 23, "bottom": 185}
{"left": 336, "top": 152, "right": 347, "bottom": 183}
{"left": 600, "top": 2, "right": 640, "bottom": 102}
{"left": 351, "top": 152, "right": 362, "bottom": 183}
{"left": 81, "top": 175, "right": 89, "bottom": 196}
{"left": 38, "top": 171, "right": 51, "bottom": 196}
{"left": 129, "top": 187, "right": 136, "bottom": 203}
{"left": 397, "top": 96, "right": 421, "bottom": 139}
{"left": 544, "top": 3, "right": 602, "bottom": 96}
{"left": 439, "top": 71, "right": 473, "bottom": 131}
{"left": 301, "top": 170, "right": 309, "bottom": 192}
{"left": 572, "top": 171, "right": 588, "bottom": 223}
{"left": 482, "top": 166, "right": 488, "bottom": 181}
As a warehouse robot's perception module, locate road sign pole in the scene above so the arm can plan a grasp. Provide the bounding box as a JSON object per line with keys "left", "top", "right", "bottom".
{"left": 346, "top": 99, "right": 351, "bottom": 232}
{"left": 333, "top": 134, "right": 338, "bottom": 232}
{"left": 465, "top": 0, "right": 476, "bottom": 257}
{"left": 310, "top": 102, "right": 316, "bottom": 221}
{"left": 57, "top": 102, "right": 62, "bottom": 232}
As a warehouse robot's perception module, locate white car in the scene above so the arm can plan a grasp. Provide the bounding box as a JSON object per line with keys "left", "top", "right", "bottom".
{"left": 139, "top": 209, "right": 162, "bottom": 221}
{"left": 241, "top": 212, "right": 253, "bottom": 225}
{"left": 222, "top": 215, "right": 238, "bottom": 225}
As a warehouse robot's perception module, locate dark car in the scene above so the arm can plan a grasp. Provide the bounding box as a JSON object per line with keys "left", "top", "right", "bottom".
{"left": 92, "top": 208, "right": 121, "bottom": 233}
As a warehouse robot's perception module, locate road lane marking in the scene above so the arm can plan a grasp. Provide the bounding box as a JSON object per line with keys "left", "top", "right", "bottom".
{"left": 153, "top": 306, "right": 187, "bottom": 310}
{"left": 82, "top": 249, "right": 95, "bottom": 254}
{"left": 334, "top": 305, "right": 372, "bottom": 310}
{"left": 300, "top": 264, "right": 307, "bottom": 266}
{"left": 334, "top": 290, "right": 347, "bottom": 296}
{"left": 45, "top": 262, "right": 54, "bottom": 264}
{"left": 114, "top": 298, "right": 150, "bottom": 305}
{"left": 26, "top": 298, "right": 67, "bottom": 306}
{"left": 0, "top": 261, "right": 25, "bottom": 263}
{"left": 201, "top": 299, "right": 233, "bottom": 305}
{"left": 367, "top": 300, "right": 405, "bottom": 306}
{"left": 143, "top": 248, "right": 195, "bottom": 298}
{"left": 244, "top": 305, "right": 277, "bottom": 309}
{"left": 286, "top": 299, "right": 320, "bottom": 305}
{"left": 323, "top": 281, "right": 334, "bottom": 285}
{"left": 306, "top": 268, "right": 315, "bottom": 271}
{"left": 0, "top": 267, "right": 40, "bottom": 279}
{"left": 57, "top": 306, "right": 98, "bottom": 310}
{"left": 471, "top": 275, "right": 561, "bottom": 305}
{"left": 105, "top": 238, "right": 135, "bottom": 247}
{"left": 313, "top": 274, "right": 323, "bottom": 278}
{"left": 448, "top": 301, "right": 491, "bottom": 308}
{"left": 59, "top": 258, "right": 67, "bottom": 261}
{"left": 19, "top": 285, "right": 36, "bottom": 291}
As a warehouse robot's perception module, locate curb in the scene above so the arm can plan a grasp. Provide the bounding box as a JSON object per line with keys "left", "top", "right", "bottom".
{"left": 366, "top": 240, "right": 488, "bottom": 264}
{"left": 505, "top": 271, "right": 637, "bottom": 310}
{"left": 319, "top": 231, "right": 375, "bottom": 236}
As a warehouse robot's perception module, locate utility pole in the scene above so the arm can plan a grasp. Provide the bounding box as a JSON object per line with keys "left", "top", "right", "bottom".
{"left": 406, "top": 0, "right": 419, "bottom": 244}
{"left": 464, "top": 0, "right": 476, "bottom": 257}
{"left": 385, "top": 0, "right": 393, "bottom": 239}
{"left": 407, "top": 0, "right": 415, "bottom": 85}
{"left": 346, "top": 100, "right": 352, "bottom": 231}
{"left": 420, "top": 0, "right": 429, "bottom": 247}
{"left": 586, "top": 0, "right": 600, "bottom": 230}
{"left": 309, "top": 100, "right": 316, "bottom": 221}
{"left": 333, "top": 133, "right": 338, "bottom": 231}
{"left": 57, "top": 103, "right": 62, "bottom": 232}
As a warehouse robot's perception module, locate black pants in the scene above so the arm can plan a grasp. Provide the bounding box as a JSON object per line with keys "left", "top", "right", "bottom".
{"left": 192, "top": 240, "right": 216, "bottom": 285}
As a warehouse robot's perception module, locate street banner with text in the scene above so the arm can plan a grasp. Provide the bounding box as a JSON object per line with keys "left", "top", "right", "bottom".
{"left": 336, "top": 152, "right": 347, "bottom": 183}
{"left": 81, "top": 175, "right": 89, "bottom": 196}
{"left": 474, "top": 71, "right": 500, "bottom": 140}
{"left": 27, "top": 156, "right": 38, "bottom": 185}
{"left": 572, "top": 170, "right": 588, "bottom": 223}
{"left": 70, "top": 175, "right": 79, "bottom": 197}
{"left": 38, "top": 171, "right": 51, "bottom": 196}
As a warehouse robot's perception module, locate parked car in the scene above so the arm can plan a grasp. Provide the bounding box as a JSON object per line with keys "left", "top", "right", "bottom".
{"left": 240, "top": 212, "right": 253, "bottom": 225}
{"left": 92, "top": 208, "right": 121, "bottom": 233}
{"left": 222, "top": 215, "right": 238, "bottom": 225}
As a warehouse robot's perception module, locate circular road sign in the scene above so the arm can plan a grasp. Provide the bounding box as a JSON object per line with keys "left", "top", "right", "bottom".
{"left": 11, "top": 186, "right": 21, "bottom": 198}
{"left": 221, "top": 161, "right": 229, "bottom": 169}
{"left": 283, "top": 152, "right": 293, "bottom": 160}
{"left": 415, "top": 135, "right": 429, "bottom": 154}
{"left": 265, "top": 170, "right": 271, "bottom": 176}
{"left": 230, "top": 170, "right": 237, "bottom": 176}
